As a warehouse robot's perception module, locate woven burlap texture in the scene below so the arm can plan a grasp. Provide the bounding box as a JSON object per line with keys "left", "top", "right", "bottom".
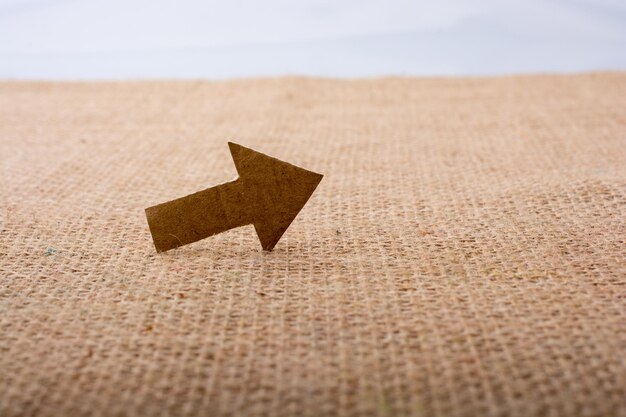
{"left": 1, "top": 73, "right": 625, "bottom": 417}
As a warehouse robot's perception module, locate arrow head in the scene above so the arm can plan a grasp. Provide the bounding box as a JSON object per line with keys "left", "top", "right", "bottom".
{"left": 228, "top": 142, "right": 323, "bottom": 250}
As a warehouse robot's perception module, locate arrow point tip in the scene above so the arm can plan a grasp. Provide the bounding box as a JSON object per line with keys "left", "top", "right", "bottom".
{"left": 227, "top": 140, "right": 240, "bottom": 152}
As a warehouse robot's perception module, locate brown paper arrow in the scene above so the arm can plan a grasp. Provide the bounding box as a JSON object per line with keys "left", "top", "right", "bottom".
{"left": 145, "top": 142, "right": 323, "bottom": 252}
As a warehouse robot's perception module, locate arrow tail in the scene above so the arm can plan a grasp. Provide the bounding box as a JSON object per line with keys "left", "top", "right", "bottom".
{"left": 145, "top": 180, "right": 250, "bottom": 252}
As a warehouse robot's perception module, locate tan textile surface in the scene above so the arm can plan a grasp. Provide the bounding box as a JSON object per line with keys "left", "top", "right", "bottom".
{"left": 1, "top": 73, "right": 625, "bottom": 417}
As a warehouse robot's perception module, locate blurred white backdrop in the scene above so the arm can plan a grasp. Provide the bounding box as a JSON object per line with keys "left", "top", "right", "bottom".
{"left": 0, "top": 0, "right": 625, "bottom": 79}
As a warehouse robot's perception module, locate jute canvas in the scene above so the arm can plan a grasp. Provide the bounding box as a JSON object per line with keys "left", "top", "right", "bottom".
{"left": 1, "top": 73, "right": 625, "bottom": 417}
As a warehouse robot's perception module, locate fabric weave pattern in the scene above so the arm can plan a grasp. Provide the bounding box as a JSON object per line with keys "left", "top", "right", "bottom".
{"left": 1, "top": 73, "right": 625, "bottom": 417}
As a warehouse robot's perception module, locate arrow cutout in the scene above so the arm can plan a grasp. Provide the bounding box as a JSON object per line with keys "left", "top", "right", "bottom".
{"left": 145, "top": 142, "right": 323, "bottom": 252}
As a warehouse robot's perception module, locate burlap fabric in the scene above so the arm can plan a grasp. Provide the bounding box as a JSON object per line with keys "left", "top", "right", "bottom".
{"left": 1, "top": 73, "right": 625, "bottom": 417}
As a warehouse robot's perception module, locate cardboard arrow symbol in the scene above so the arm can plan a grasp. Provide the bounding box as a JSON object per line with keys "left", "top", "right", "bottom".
{"left": 145, "top": 142, "right": 323, "bottom": 252}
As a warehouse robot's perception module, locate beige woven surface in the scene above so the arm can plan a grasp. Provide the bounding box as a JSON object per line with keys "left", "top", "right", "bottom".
{"left": 1, "top": 73, "right": 625, "bottom": 417}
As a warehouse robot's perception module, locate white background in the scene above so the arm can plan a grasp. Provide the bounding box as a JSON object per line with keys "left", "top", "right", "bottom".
{"left": 0, "top": 0, "right": 625, "bottom": 79}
